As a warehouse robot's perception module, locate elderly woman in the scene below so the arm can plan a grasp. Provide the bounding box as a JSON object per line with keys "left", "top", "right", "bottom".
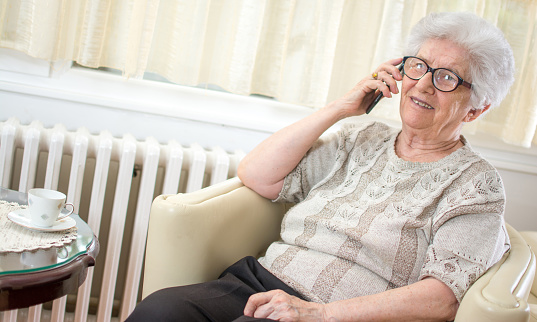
{"left": 128, "top": 11, "right": 514, "bottom": 322}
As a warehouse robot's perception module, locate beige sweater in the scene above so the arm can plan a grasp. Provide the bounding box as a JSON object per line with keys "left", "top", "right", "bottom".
{"left": 259, "top": 122, "right": 510, "bottom": 303}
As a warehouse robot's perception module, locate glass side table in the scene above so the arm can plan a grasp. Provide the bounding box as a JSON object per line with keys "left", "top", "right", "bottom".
{"left": 0, "top": 187, "right": 99, "bottom": 311}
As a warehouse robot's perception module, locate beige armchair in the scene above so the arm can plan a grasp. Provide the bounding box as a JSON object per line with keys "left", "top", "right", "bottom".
{"left": 142, "top": 177, "right": 537, "bottom": 322}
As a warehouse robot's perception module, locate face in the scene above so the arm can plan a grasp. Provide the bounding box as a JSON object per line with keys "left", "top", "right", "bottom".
{"left": 399, "top": 38, "right": 481, "bottom": 141}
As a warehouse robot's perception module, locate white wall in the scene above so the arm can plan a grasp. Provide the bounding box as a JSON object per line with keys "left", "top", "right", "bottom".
{"left": 1, "top": 48, "right": 536, "bottom": 232}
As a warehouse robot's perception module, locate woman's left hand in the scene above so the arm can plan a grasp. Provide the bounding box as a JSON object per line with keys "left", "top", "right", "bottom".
{"left": 243, "top": 290, "right": 326, "bottom": 321}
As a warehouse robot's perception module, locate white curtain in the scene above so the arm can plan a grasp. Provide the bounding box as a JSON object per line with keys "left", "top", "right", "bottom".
{"left": 1, "top": 0, "right": 536, "bottom": 147}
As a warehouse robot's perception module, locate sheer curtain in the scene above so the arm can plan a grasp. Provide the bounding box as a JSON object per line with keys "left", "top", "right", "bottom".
{"left": 1, "top": 0, "right": 536, "bottom": 147}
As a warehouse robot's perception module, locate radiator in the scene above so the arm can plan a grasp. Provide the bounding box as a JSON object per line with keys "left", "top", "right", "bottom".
{"left": 0, "top": 118, "right": 245, "bottom": 322}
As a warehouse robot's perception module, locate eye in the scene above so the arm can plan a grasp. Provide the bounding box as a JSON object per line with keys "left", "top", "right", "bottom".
{"left": 407, "top": 58, "right": 427, "bottom": 72}
{"left": 436, "top": 70, "right": 457, "bottom": 84}
{"left": 441, "top": 73, "right": 455, "bottom": 82}
{"left": 415, "top": 62, "right": 426, "bottom": 70}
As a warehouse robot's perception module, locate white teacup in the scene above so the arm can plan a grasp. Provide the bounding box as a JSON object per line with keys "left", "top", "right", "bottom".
{"left": 28, "top": 189, "right": 74, "bottom": 227}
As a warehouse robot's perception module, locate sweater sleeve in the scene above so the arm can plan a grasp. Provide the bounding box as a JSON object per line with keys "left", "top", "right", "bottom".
{"left": 419, "top": 170, "right": 510, "bottom": 302}
{"left": 274, "top": 122, "right": 390, "bottom": 204}
{"left": 273, "top": 131, "right": 341, "bottom": 203}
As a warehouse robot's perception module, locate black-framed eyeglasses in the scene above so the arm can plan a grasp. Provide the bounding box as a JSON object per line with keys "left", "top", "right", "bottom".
{"left": 402, "top": 56, "right": 472, "bottom": 92}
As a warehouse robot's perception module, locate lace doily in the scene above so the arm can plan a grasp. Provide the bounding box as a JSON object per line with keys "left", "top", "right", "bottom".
{"left": 0, "top": 200, "right": 78, "bottom": 253}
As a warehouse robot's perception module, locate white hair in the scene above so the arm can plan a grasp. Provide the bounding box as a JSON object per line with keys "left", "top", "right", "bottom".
{"left": 405, "top": 12, "right": 515, "bottom": 109}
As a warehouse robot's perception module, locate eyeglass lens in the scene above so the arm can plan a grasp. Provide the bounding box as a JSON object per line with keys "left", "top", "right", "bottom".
{"left": 403, "top": 57, "right": 460, "bottom": 92}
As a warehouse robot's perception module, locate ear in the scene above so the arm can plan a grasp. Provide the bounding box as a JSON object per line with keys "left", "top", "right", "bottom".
{"left": 465, "top": 104, "right": 490, "bottom": 122}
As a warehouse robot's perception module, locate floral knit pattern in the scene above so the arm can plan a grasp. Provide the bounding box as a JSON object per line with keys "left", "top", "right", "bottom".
{"left": 259, "top": 122, "right": 509, "bottom": 303}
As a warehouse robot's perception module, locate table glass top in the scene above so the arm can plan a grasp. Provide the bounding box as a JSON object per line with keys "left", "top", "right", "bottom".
{"left": 0, "top": 187, "right": 95, "bottom": 275}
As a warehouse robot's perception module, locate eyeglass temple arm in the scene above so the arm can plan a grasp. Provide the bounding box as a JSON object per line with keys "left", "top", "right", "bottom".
{"left": 461, "top": 80, "right": 472, "bottom": 89}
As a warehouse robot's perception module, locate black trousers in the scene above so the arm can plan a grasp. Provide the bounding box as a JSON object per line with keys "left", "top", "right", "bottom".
{"left": 126, "top": 256, "right": 304, "bottom": 322}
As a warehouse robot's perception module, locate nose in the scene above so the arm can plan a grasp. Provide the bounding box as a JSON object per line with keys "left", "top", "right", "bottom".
{"left": 414, "top": 71, "right": 435, "bottom": 94}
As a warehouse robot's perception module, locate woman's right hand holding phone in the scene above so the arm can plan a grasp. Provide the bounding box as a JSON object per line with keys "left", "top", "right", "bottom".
{"left": 238, "top": 58, "right": 403, "bottom": 199}
{"left": 326, "top": 57, "right": 404, "bottom": 119}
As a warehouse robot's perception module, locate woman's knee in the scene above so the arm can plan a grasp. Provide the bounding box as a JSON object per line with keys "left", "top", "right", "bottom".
{"left": 126, "top": 287, "right": 208, "bottom": 321}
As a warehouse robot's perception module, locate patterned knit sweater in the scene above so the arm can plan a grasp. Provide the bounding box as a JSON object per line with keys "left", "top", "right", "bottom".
{"left": 258, "top": 122, "right": 510, "bottom": 303}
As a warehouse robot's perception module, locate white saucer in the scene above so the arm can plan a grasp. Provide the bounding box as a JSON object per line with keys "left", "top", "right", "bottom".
{"left": 7, "top": 208, "right": 76, "bottom": 232}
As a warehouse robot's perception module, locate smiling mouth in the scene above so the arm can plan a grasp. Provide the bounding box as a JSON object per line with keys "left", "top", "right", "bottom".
{"left": 412, "top": 98, "right": 434, "bottom": 110}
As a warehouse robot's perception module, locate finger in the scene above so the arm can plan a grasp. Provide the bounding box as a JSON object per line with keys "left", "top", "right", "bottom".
{"left": 385, "top": 56, "right": 404, "bottom": 66}
{"left": 375, "top": 71, "right": 395, "bottom": 94}
{"left": 244, "top": 291, "right": 278, "bottom": 317}
{"left": 372, "top": 79, "right": 392, "bottom": 98}
{"left": 253, "top": 304, "right": 276, "bottom": 319}
{"left": 256, "top": 293, "right": 296, "bottom": 320}
{"left": 376, "top": 71, "right": 399, "bottom": 95}
{"left": 388, "top": 58, "right": 403, "bottom": 81}
{"left": 361, "top": 78, "right": 389, "bottom": 102}
{"left": 376, "top": 57, "right": 404, "bottom": 81}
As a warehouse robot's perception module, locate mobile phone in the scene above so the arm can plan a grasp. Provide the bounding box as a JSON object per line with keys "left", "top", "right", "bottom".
{"left": 365, "top": 63, "right": 404, "bottom": 114}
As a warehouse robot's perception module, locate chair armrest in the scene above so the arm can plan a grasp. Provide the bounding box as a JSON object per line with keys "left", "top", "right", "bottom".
{"left": 519, "top": 231, "right": 537, "bottom": 322}
{"left": 520, "top": 231, "right": 537, "bottom": 297}
{"left": 142, "top": 178, "right": 288, "bottom": 299}
{"left": 455, "top": 224, "right": 536, "bottom": 322}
